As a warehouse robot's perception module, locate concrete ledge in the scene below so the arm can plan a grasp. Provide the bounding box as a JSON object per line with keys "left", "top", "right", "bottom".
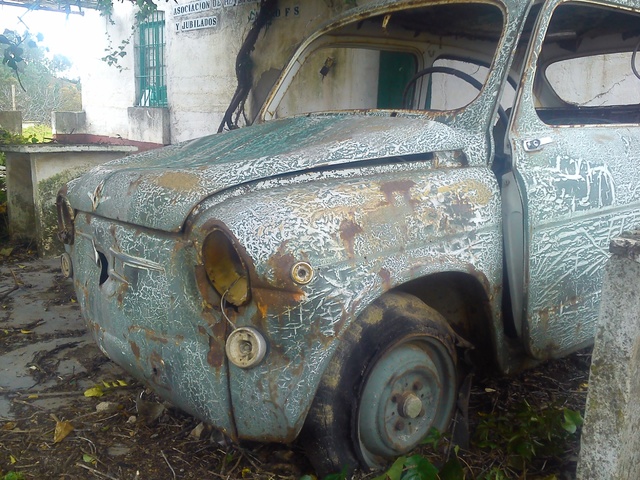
{"left": 0, "top": 111, "right": 22, "bottom": 135}
{"left": 128, "top": 107, "right": 170, "bottom": 145}
{"left": 577, "top": 230, "right": 640, "bottom": 480}
{"left": 1, "top": 144, "right": 137, "bottom": 257}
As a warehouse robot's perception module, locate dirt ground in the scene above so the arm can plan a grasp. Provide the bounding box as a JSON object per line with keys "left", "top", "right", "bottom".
{"left": 0, "top": 245, "right": 591, "bottom": 480}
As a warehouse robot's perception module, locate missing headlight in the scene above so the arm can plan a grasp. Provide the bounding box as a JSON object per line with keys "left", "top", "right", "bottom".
{"left": 202, "top": 229, "right": 250, "bottom": 306}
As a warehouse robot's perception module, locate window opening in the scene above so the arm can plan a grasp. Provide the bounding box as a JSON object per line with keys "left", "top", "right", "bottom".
{"left": 136, "top": 11, "right": 167, "bottom": 107}
{"left": 535, "top": 3, "right": 640, "bottom": 125}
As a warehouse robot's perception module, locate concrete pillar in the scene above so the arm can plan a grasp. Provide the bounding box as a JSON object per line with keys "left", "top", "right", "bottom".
{"left": 576, "top": 230, "right": 640, "bottom": 480}
{"left": 0, "top": 111, "right": 22, "bottom": 135}
{"left": 52, "top": 111, "right": 86, "bottom": 135}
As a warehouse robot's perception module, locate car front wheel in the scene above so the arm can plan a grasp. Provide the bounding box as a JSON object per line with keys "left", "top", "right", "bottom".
{"left": 300, "top": 292, "right": 459, "bottom": 477}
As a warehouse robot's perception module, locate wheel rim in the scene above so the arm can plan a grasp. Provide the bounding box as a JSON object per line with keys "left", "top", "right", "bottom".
{"left": 357, "top": 337, "right": 456, "bottom": 466}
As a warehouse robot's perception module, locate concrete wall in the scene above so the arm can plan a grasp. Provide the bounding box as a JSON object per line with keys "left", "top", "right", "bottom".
{"left": 78, "top": 8, "right": 139, "bottom": 140}
{"left": 78, "top": 0, "right": 640, "bottom": 145}
{"left": 0, "top": 111, "right": 22, "bottom": 135}
{"left": 79, "top": 0, "right": 371, "bottom": 144}
{"left": 52, "top": 111, "right": 86, "bottom": 135}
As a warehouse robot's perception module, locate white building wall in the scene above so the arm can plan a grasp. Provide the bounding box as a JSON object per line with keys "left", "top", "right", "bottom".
{"left": 79, "top": 8, "right": 138, "bottom": 140}
{"left": 79, "top": 0, "right": 371, "bottom": 144}
{"left": 78, "top": 0, "right": 638, "bottom": 145}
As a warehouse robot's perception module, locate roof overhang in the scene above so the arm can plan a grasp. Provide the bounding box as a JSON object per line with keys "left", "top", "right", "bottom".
{"left": 0, "top": 0, "right": 99, "bottom": 15}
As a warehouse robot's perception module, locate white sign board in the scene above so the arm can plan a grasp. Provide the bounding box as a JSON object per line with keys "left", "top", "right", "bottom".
{"left": 176, "top": 15, "right": 219, "bottom": 32}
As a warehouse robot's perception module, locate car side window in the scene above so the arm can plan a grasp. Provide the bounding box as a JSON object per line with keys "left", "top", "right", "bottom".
{"left": 534, "top": 2, "right": 640, "bottom": 126}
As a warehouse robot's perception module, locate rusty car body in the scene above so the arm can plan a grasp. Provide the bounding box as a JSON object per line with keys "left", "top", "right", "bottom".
{"left": 57, "top": 0, "right": 640, "bottom": 474}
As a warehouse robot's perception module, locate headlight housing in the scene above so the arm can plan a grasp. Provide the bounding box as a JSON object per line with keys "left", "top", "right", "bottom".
{"left": 56, "top": 189, "right": 75, "bottom": 245}
{"left": 202, "top": 229, "right": 250, "bottom": 306}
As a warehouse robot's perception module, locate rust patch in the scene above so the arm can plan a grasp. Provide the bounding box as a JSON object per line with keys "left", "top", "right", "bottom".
{"left": 266, "top": 241, "right": 298, "bottom": 288}
{"left": 380, "top": 179, "right": 417, "bottom": 207}
{"left": 127, "top": 174, "right": 145, "bottom": 195}
{"left": 130, "top": 341, "right": 141, "bottom": 359}
{"left": 207, "top": 334, "right": 224, "bottom": 369}
{"left": 128, "top": 326, "right": 169, "bottom": 344}
{"left": 339, "top": 218, "right": 363, "bottom": 258}
{"left": 195, "top": 265, "right": 219, "bottom": 311}
{"left": 378, "top": 267, "right": 392, "bottom": 291}
{"left": 535, "top": 296, "right": 581, "bottom": 332}
{"left": 149, "top": 351, "right": 169, "bottom": 389}
{"left": 116, "top": 281, "right": 129, "bottom": 307}
{"left": 154, "top": 171, "right": 200, "bottom": 190}
{"left": 245, "top": 241, "right": 306, "bottom": 321}
{"left": 206, "top": 315, "right": 228, "bottom": 372}
{"left": 252, "top": 286, "right": 306, "bottom": 322}
{"left": 146, "top": 330, "right": 169, "bottom": 344}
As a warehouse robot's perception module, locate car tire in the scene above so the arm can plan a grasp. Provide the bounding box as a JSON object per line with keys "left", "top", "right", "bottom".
{"left": 300, "top": 291, "right": 458, "bottom": 477}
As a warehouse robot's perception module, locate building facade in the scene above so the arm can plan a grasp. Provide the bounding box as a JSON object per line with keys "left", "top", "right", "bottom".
{"left": 73, "top": 0, "right": 369, "bottom": 146}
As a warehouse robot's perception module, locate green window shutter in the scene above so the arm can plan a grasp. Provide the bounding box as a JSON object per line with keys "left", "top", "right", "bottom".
{"left": 136, "top": 12, "right": 167, "bottom": 107}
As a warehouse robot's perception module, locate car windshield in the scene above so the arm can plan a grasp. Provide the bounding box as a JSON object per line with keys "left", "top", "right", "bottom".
{"left": 268, "top": 1, "right": 505, "bottom": 119}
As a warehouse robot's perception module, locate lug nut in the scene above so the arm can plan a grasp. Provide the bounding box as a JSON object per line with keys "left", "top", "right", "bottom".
{"left": 398, "top": 392, "right": 423, "bottom": 419}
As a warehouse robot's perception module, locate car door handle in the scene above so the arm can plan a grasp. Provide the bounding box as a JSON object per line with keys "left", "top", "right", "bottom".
{"left": 523, "top": 137, "right": 554, "bottom": 152}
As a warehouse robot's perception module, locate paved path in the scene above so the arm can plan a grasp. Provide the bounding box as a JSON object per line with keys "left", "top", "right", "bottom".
{"left": 0, "top": 257, "right": 121, "bottom": 419}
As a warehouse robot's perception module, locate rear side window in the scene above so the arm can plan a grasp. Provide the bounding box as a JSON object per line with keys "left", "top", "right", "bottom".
{"left": 546, "top": 52, "right": 640, "bottom": 106}
{"left": 535, "top": 2, "right": 640, "bottom": 125}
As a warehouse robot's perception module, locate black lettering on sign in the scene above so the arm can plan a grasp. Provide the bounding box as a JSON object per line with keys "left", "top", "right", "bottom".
{"left": 178, "top": 15, "right": 218, "bottom": 31}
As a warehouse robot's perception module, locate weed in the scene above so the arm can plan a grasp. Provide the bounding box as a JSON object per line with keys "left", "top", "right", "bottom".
{"left": 474, "top": 402, "right": 583, "bottom": 470}
{"left": 342, "top": 404, "right": 584, "bottom": 480}
{"left": 2, "top": 472, "right": 26, "bottom": 480}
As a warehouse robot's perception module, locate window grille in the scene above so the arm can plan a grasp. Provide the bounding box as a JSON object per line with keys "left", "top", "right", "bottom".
{"left": 136, "top": 11, "right": 167, "bottom": 107}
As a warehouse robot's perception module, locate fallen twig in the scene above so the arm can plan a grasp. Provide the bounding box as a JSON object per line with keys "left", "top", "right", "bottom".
{"left": 161, "top": 450, "right": 177, "bottom": 480}
{"left": 75, "top": 462, "right": 121, "bottom": 480}
{"left": 0, "top": 285, "right": 19, "bottom": 300}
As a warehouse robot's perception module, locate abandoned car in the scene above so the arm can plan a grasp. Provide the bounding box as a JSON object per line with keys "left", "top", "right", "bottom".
{"left": 57, "top": 0, "right": 640, "bottom": 474}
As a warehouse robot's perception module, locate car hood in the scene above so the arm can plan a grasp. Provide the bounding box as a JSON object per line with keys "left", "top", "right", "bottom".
{"left": 66, "top": 114, "right": 477, "bottom": 232}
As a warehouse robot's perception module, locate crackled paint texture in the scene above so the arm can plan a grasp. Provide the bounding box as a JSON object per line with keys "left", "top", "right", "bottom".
{"left": 60, "top": 0, "right": 640, "bottom": 446}
{"left": 510, "top": 0, "right": 640, "bottom": 359}
{"left": 72, "top": 214, "right": 236, "bottom": 436}
{"left": 66, "top": 115, "right": 487, "bottom": 233}
{"left": 193, "top": 165, "right": 503, "bottom": 439}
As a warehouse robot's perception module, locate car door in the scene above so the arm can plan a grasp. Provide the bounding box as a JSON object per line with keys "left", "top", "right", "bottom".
{"left": 506, "top": 0, "right": 640, "bottom": 359}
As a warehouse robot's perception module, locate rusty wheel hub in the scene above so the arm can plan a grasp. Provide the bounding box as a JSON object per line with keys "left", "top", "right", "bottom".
{"left": 357, "top": 338, "right": 456, "bottom": 464}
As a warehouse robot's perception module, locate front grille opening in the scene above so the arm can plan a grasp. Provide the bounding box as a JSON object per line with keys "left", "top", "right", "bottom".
{"left": 97, "top": 251, "right": 109, "bottom": 286}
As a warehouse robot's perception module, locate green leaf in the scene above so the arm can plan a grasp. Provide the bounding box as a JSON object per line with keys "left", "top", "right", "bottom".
{"left": 438, "top": 456, "right": 465, "bottom": 480}
{"left": 371, "top": 456, "right": 406, "bottom": 480}
{"left": 403, "top": 455, "right": 438, "bottom": 480}
{"left": 3, "top": 472, "right": 26, "bottom": 480}
{"left": 323, "top": 465, "right": 349, "bottom": 480}
{"left": 561, "top": 408, "right": 584, "bottom": 434}
{"left": 0, "top": 35, "right": 10, "bottom": 45}
{"left": 421, "top": 427, "right": 442, "bottom": 449}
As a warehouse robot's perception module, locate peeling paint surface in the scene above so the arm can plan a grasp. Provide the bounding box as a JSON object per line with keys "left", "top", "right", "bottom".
{"left": 182, "top": 163, "right": 502, "bottom": 440}
{"left": 509, "top": 0, "right": 640, "bottom": 359}
{"left": 71, "top": 215, "right": 236, "bottom": 437}
{"left": 66, "top": 115, "right": 482, "bottom": 233}
{"left": 59, "top": 0, "right": 640, "bottom": 450}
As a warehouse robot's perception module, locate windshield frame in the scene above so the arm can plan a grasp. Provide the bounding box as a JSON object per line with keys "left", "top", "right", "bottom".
{"left": 257, "top": 0, "right": 518, "bottom": 131}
